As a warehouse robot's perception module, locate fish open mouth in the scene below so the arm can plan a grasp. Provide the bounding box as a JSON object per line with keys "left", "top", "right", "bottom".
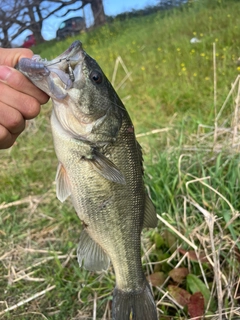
{"left": 17, "top": 40, "right": 85, "bottom": 100}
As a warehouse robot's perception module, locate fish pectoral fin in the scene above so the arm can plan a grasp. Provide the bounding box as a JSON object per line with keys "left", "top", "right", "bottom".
{"left": 55, "top": 163, "right": 71, "bottom": 202}
{"left": 77, "top": 229, "right": 110, "bottom": 272}
{"left": 142, "top": 194, "right": 158, "bottom": 228}
{"left": 89, "top": 150, "right": 126, "bottom": 185}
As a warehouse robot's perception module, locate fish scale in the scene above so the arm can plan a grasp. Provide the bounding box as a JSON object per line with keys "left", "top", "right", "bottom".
{"left": 17, "top": 40, "right": 158, "bottom": 320}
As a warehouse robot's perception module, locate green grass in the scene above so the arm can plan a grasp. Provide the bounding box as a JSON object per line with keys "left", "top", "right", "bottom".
{"left": 34, "top": 0, "right": 240, "bottom": 132}
{"left": 1, "top": 0, "right": 240, "bottom": 318}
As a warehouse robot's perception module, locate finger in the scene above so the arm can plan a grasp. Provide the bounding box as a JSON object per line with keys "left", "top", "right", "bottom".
{"left": 0, "top": 83, "right": 42, "bottom": 120}
{"left": 0, "top": 66, "right": 49, "bottom": 105}
{"left": 0, "top": 125, "right": 19, "bottom": 149}
{"left": 0, "top": 102, "right": 26, "bottom": 134}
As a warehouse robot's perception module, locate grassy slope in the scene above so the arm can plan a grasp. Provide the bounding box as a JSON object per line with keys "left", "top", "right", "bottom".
{"left": 1, "top": 0, "right": 240, "bottom": 319}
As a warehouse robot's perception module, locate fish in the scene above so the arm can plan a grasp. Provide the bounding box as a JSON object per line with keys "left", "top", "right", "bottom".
{"left": 17, "top": 40, "right": 158, "bottom": 320}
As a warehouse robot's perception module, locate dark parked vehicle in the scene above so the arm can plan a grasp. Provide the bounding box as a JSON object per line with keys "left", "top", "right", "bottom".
{"left": 56, "top": 17, "right": 85, "bottom": 40}
{"left": 22, "top": 34, "right": 36, "bottom": 48}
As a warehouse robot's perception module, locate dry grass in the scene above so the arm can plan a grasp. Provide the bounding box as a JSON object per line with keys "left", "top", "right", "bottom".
{"left": 1, "top": 73, "right": 239, "bottom": 319}
{"left": 1, "top": 13, "right": 240, "bottom": 318}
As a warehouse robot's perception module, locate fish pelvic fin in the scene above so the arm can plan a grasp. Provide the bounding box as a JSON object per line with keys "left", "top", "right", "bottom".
{"left": 55, "top": 163, "right": 71, "bottom": 202}
{"left": 142, "top": 194, "right": 158, "bottom": 229}
{"left": 77, "top": 229, "right": 110, "bottom": 271}
{"left": 112, "top": 280, "right": 158, "bottom": 320}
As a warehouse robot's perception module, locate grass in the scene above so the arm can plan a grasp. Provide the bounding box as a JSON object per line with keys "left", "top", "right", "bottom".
{"left": 1, "top": 0, "right": 240, "bottom": 318}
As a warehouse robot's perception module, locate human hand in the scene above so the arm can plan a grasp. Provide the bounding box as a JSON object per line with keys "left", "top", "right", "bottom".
{"left": 0, "top": 48, "right": 49, "bottom": 149}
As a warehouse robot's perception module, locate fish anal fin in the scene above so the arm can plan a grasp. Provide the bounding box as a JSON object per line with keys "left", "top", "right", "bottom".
{"left": 89, "top": 150, "right": 126, "bottom": 185}
{"left": 143, "top": 194, "right": 158, "bottom": 228}
{"left": 77, "top": 229, "right": 110, "bottom": 272}
{"left": 55, "top": 163, "right": 71, "bottom": 203}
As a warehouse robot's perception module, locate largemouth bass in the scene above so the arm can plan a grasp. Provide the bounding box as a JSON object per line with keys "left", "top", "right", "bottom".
{"left": 17, "top": 41, "right": 158, "bottom": 320}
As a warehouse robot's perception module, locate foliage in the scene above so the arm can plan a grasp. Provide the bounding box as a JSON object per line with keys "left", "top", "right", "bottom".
{"left": 1, "top": 0, "right": 240, "bottom": 318}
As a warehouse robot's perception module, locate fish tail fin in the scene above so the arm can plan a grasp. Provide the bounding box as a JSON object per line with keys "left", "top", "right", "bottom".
{"left": 112, "top": 280, "right": 158, "bottom": 320}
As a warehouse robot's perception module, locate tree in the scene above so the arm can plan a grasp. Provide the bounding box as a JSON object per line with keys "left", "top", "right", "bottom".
{"left": 83, "top": 0, "right": 106, "bottom": 26}
{"left": 0, "top": 1, "right": 24, "bottom": 47}
{"left": 0, "top": 0, "right": 106, "bottom": 48}
{"left": 56, "top": 0, "right": 106, "bottom": 26}
{"left": 24, "top": 0, "right": 45, "bottom": 43}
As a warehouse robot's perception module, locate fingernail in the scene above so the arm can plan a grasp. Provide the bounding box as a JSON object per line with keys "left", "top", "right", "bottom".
{"left": 0, "top": 66, "right": 12, "bottom": 81}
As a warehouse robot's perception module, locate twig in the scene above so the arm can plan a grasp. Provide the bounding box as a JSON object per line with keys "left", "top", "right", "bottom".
{"left": 0, "top": 285, "right": 56, "bottom": 315}
{"left": 0, "top": 250, "right": 15, "bottom": 261}
{"left": 101, "top": 301, "right": 111, "bottom": 320}
{"left": 136, "top": 128, "right": 171, "bottom": 138}
{"left": 216, "top": 75, "right": 240, "bottom": 122}
{"left": 213, "top": 42, "right": 217, "bottom": 119}
{"left": 111, "top": 56, "right": 132, "bottom": 88}
{"left": 116, "top": 72, "right": 132, "bottom": 91}
{"left": 213, "top": 42, "right": 218, "bottom": 146}
{"left": 188, "top": 199, "right": 223, "bottom": 320}
{"left": 157, "top": 287, "right": 184, "bottom": 310}
{"left": 232, "top": 77, "right": 240, "bottom": 147}
{"left": 20, "top": 248, "right": 62, "bottom": 254}
{"left": 12, "top": 270, "right": 45, "bottom": 283}
{"left": 0, "top": 196, "right": 40, "bottom": 210}
{"left": 6, "top": 253, "right": 75, "bottom": 277}
{"left": 157, "top": 214, "right": 197, "bottom": 250}
{"left": 16, "top": 312, "right": 49, "bottom": 319}
{"left": 141, "top": 243, "right": 156, "bottom": 274}
{"left": 93, "top": 292, "right": 97, "bottom": 320}
{"left": 186, "top": 174, "right": 236, "bottom": 215}
{"left": 158, "top": 250, "right": 189, "bottom": 291}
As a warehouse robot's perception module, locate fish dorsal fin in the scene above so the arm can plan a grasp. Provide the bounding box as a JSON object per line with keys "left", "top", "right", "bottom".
{"left": 143, "top": 194, "right": 158, "bottom": 228}
{"left": 77, "top": 229, "right": 110, "bottom": 271}
{"left": 90, "top": 150, "right": 126, "bottom": 185}
{"left": 55, "top": 163, "right": 71, "bottom": 202}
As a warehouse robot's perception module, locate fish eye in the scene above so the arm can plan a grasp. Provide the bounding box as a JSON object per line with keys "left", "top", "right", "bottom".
{"left": 90, "top": 70, "right": 103, "bottom": 84}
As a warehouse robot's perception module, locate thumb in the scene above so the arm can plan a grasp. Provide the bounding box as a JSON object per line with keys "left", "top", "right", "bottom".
{"left": 0, "top": 48, "right": 34, "bottom": 68}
